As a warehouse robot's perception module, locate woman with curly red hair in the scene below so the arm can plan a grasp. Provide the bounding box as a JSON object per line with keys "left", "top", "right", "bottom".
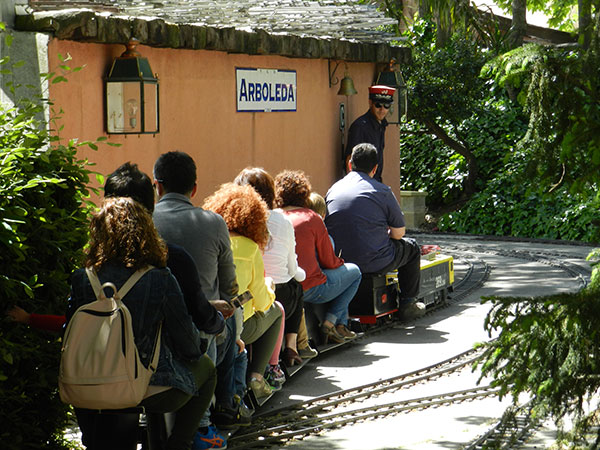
{"left": 203, "top": 183, "right": 283, "bottom": 400}
{"left": 234, "top": 167, "right": 308, "bottom": 372}
{"left": 275, "top": 170, "right": 362, "bottom": 344}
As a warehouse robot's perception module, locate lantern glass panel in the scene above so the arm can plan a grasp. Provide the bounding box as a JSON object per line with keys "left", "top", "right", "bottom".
{"left": 386, "top": 90, "right": 400, "bottom": 124}
{"left": 143, "top": 82, "right": 159, "bottom": 133}
{"left": 106, "top": 81, "right": 142, "bottom": 133}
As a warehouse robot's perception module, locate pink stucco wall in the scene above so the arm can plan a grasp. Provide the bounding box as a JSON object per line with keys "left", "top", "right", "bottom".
{"left": 47, "top": 39, "right": 401, "bottom": 205}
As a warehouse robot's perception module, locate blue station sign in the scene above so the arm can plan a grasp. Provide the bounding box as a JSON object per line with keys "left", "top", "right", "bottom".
{"left": 236, "top": 68, "right": 297, "bottom": 112}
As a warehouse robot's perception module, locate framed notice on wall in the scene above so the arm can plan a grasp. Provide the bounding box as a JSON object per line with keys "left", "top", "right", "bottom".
{"left": 236, "top": 68, "right": 297, "bottom": 112}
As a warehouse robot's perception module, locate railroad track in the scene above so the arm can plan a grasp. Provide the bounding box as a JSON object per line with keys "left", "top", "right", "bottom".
{"left": 230, "top": 385, "right": 503, "bottom": 448}
{"left": 446, "top": 244, "right": 591, "bottom": 290}
{"left": 463, "top": 401, "right": 540, "bottom": 450}
{"left": 418, "top": 233, "right": 593, "bottom": 291}
{"left": 229, "top": 346, "right": 489, "bottom": 448}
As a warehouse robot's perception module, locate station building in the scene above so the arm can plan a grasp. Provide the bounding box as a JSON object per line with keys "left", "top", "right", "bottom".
{"left": 0, "top": 0, "right": 410, "bottom": 203}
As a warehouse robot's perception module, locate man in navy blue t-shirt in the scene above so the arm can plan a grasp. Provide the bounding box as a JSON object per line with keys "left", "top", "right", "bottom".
{"left": 326, "top": 143, "right": 421, "bottom": 305}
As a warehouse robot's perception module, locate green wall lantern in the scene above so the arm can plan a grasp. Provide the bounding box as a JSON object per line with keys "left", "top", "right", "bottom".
{"left": 375, "top": 59, "right": 407, "bottom": 124}
{"left": 105, "top": 39, "right": 159, "bottom": 134}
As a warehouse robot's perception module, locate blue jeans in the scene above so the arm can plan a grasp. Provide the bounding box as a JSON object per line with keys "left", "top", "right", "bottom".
{"left": 215, "top": 318, "right": 237, "bottom": 408}
{"left": 233, "top": 349, "right": 248, "bottom": 398}
{"left": 303, "top": 263, "right": 361, "bottom": 326}
{"left": 199, "top": 318, "right": 237, "bottom": 427}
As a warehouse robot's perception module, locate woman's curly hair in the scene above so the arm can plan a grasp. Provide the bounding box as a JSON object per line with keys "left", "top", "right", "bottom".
{"left": 85, "top": 197, "right": 168, "bottom": 270}
{"left": 274, "top": 170, "right": 312, "bottom": 208}
{"left": 203, "top": 183, "right": 270, "bottom": 250}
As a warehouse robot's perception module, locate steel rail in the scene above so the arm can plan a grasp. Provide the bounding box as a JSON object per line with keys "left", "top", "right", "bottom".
{"left": 230, "top": 385, "right": 502, "bottom": 448}
{"left": 463, "top": 401, "right": 539, "bottom": 450}
{"left": 252, "top": 345, "right": 484, "bottom": 425}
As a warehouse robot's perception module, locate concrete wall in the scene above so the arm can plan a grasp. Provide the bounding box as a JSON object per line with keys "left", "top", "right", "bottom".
{"left": 47, "top": 38, "right": 401, "bottom": 205}
{"left": 1, "top": 0, "right": 49, "bottom": 115}
{"left": 0, "top": 30, "right": 49, "bottom": 121}
{"left": 0, "top": 1, "right": 17, "bottom": 27}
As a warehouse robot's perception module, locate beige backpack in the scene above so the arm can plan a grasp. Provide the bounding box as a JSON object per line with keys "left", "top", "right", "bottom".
{"left": 59, "top": 266, "right": 161, "bottom": 410}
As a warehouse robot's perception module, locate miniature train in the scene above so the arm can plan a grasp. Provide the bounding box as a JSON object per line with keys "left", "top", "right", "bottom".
{"left": 303, "top": 250, "right": 455, "bottom": 345}
{"left": 348, "top": 251, "right": 454, "bottom": 324}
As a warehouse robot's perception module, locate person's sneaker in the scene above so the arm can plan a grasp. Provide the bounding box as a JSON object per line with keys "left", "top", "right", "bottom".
{"left": 266, "top": 376, "right": 283, "bottom": 391}
{"left": 265, "top": 364, "right": 286, "bottom": 385}
{"left": 400, "top": 301, "right": 426, "bottom": 320}
{"left": 192, "top": 425, "right": 227, "bottom": 449}
{"left": 263, "top": 366, "right": 283, "bottom": 392}
{"left": 233, "top": 394, "right": 254, "bottom": 419}
{"left": 212, "top": 403, "right": 251, "bottom": 429}
{"left": 298, "top": 345, "right": 318, "bottom": 359}
{"left": 249, "top": 377, "right": 273, "bottom": 399}
{"left": 336, "top": 324, "right": 357, "bottom": 340}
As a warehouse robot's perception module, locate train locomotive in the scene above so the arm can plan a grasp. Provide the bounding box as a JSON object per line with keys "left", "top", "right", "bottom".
{"left": 303, "top": 248, "right": 454, "bottom": 344}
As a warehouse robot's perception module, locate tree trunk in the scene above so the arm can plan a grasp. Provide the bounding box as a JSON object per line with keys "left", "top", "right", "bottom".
{"left": 507, "top": 0, "right": 527, "bottom": 49}
{"left": 435, "top": 8, "right": 452, "bottom": 46}
{"left": 579, "top": 0, "right": 592, "bottom": 49}
{"left": 423, "top": 118, "right": 479, "bottom": 197}
{"left": 419, "top": 0, "right": 429, "bottom": 19}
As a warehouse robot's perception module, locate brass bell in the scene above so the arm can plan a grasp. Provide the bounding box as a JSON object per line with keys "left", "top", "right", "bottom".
{"left": 337, "top": 74, "right": 358, "bottom": 96}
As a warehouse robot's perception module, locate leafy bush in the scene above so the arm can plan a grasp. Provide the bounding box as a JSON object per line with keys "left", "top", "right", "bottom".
{"left": 400, "top": 121, "right": 467, "bottom": 208}
{"left": 483, "top": 42, "right": 600, "bottom": 195}
{"left": 399, "top": 21, "right": 598, "bottom": 243}
{"left": 400, "top": 20, "right": 529, "bottom": 203}
{"left": 438, "top": 162, "right": 600, "bottom": 242}
{"left": 0, "top": 25, "right": 97, "bottom": 449}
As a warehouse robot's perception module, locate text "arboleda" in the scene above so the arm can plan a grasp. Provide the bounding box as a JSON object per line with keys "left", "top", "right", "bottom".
{"left": 236, "top": 68, "right": 297, "bottom": 112}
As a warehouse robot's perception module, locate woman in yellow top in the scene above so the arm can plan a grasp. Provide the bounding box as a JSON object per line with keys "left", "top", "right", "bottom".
{"left": 204, "top": 183, "right": 282, "bottom": 400}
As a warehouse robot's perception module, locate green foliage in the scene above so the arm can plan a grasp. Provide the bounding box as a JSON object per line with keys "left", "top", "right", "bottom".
{"left": 0, "top": 27, "right": 98, "bottom": 449}
{"left": 400, "top": 98, "right": 527, "bottom": 208}
{"left": 587, "top": 250, "right": 600, "bottom": 290}
{"left": 436, "top": 40, "right": 600, "bottom": 242}
{"left": 476, "top": 249, "right": 600, "bottom": 440}
{"left": 405, "top": 22, "right": 489, "bottom": 126}
{"left": 438, "top": 167, "right": 600, "bottom": 242}
{"left": 399, "top": 28, "right": 598, "bottom": 242}
{"left": 483, "top": 42, "right": 600, "bottom": 194}
{"left": 400, "top": 121, "right": 465, "bottom": 207}
{"left": 401, "top": 20, "right": 507, "bottom": 196}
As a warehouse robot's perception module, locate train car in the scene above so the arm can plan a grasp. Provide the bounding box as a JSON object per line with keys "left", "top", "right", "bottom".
{"left": 417, "top": 252, "right": 454, "bottom": 307}
{"left": 303, "top": 251, "right": 455, "bottom": 346}
{"left": 348, "top": 252, "right": 455, "bottom": 325}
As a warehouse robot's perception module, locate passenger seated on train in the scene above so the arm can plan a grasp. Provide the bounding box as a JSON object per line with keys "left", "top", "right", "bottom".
{"left": 275, "top": 170, "right": 362, "bottom": 344}
{"left": 233, "top": 168, "right": 308, "bottom": 371}
{"left": 153, "top": 151, "right": 244, "bottom": 445}
{"left": 308, "top": 191, "right": 336, "bottom": 251}
{"left": 68, "top": 197, "right": 216, "bottom": 450}
{"left": 325, "top": 143, "right": 424, "bottom": 318}
{"left": 204, "top": 183, "right": 283, "bottom": 400}
{"left": 308, "top": 192, "right": 327, "bottom": 218}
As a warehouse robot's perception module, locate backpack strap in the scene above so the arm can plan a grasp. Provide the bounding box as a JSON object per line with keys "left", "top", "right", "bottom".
{"left": 116, "top": 266, "right": 153, "bottom": 300}
{"left": 84, "top": 265, "right": 162, "bottom": 372}
{"left": 85, "top": 267, "right": 109, "bottom": 301}
{"left": 85, "top": 266, "right": 154, "bottom": 303}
